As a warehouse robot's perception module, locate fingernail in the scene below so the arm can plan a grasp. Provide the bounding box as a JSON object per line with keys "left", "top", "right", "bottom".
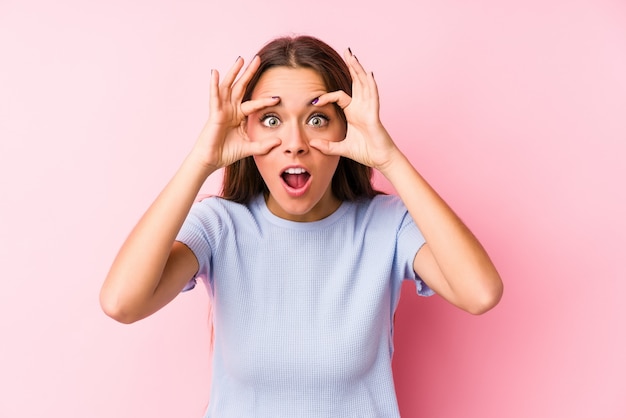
{"left": 348, "top": 47, "right": 353, "bottom": 55}
{"left": 236, "top": 56, "right": 241, "bottom": 62}
{"left": 271, "top": 96, "right": 280, "bottom": 100}
{"left": 311, "top": 97, "right": 319, "bottom": 105}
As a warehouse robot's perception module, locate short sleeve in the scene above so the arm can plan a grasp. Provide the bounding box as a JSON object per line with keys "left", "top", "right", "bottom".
{"left": 180, "top": 276, "right": 198, "bottom": 292}
{"left": 175, "top": 200, "right": 217, "bottom": 292}
{"left": 396, "top": 211, "right": 435, "bottom": 297}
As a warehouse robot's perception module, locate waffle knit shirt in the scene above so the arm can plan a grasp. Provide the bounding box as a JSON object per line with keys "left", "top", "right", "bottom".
{"left": 176, "top": 193, "right": 433, "bottom": 417}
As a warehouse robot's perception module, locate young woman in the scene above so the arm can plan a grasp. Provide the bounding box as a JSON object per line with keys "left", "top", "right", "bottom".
{"left": 101, "top": 35, "right": 503, "bottom": 417}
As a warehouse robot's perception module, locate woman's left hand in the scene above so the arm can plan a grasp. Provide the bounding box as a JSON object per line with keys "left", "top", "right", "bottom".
{"left": 309, "top": 49, "right": 401, "bottom": 172}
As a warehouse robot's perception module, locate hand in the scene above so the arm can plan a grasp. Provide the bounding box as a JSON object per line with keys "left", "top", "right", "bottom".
{"left": 192, "top": 56, "right": 281, "bottom": 171}
{"left": 309, "top": 49, "right": 401, "bottom": 171}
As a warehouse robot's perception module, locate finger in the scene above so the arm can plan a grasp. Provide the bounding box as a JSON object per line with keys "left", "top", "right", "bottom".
{"left": 209, "top": 69, "right": 220, "bottom": 112}
{"left": 312, "top": 90, "right": 352, "bottom": 110}
{"left": 345, "top": 49, "right": 370, "bottom": 81}
{"left": 345, "top": 49, "right": 379, "bottom": 107}
{"left": 240, "top": 95, "right": 280, "bottom": 116}
{"left": 309, "top": 138, "right": 349, "bottom": 157}
{"left": 366, "top": 71, "right": 379, "bottom": 103}
{"left": 220, "top": 56, "right": 245, "bottom": 89}
{"left": 232, "top": 55, "right": 261, "bottom": 100}
{"left": 344, "top": 49, "right": 368, "bottom": 93}
{"left": 246, "top": 137, "right": 282, "bottom": 157}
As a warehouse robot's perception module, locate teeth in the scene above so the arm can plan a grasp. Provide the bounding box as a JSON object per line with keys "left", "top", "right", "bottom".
{"left": 284, "top": 167, "right": 307, "bottom": 174}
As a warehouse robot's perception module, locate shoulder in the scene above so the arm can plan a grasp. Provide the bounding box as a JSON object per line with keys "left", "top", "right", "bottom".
{"left": 350, "top": 194, "right": 408, "bottom": 220}
{"left": 184, "top": 195, "right": 262, "bottom": 235}
{"left": 369, "top": 194, "right": 406, "bottom": 211}
{"left": 341, "top": 194, "right": 412, "bottom": 235}
{"left": 192, "top": 195, "right": 256, "bottom": 218}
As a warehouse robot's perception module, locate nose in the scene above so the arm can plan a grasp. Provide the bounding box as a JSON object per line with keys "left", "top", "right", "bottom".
{"left": 283, "top": 125, "right": 309, "bottom": 155}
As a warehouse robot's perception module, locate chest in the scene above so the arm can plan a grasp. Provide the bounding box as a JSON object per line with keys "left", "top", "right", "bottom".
{"left": 210, "top": 225, "right": 397, "bottom": 373}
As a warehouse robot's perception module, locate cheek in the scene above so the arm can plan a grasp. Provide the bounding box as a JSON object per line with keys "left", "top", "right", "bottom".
{"left": 252, "top": 154, "right": 265, "bottom": 171}
{"left": 252, "top": 155, "right": 273, "bottom": 181}
{"left": 320, "top": 156, "right": 341, "bottom": 179}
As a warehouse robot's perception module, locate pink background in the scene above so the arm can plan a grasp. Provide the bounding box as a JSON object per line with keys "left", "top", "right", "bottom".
{"left": 1, "top": 0, "right": 625, "bottom": 417}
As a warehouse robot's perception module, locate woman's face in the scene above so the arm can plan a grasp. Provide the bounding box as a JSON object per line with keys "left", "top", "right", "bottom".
{"left": 247, "top": 66, "right": 345, "bottom": 222}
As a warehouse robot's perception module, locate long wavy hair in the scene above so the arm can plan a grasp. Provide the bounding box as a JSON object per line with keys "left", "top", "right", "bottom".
{"left": 221, "top": 35, "right": 381, "bottom": 202}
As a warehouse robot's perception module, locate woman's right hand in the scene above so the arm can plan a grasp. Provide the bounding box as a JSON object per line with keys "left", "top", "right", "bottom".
{"left": 192, "top": 56, "right": 281, "bottom": 171}
{"left": 102, "top": 56, "right": 282, "bottom": 324}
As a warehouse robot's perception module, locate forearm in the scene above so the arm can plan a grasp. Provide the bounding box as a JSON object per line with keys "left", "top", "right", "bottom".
{"left": 379, "top": 148, "right": 502, "bottom": 313}
{"left": 100, "top": 152, "right": 214, "bottom": 319}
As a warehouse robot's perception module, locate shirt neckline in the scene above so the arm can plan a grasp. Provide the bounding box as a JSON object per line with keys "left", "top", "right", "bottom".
{"left": 253, "top": 194, "right": 351, "bottom": 231}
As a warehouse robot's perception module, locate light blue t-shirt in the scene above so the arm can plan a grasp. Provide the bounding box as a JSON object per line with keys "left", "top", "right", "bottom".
{"left": 177, "top": 193, "right": 433, "bottom": 417}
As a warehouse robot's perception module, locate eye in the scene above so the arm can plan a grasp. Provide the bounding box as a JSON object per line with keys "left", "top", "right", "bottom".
{"left": 260, "top": 114, "right": 281, "bottom": 127}
{"left": 307, "top": 113, "right": 329, "bottom": 128}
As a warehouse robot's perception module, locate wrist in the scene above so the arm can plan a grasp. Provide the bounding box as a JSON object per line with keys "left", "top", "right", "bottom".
{"left": 183, "top": 149, "right": 219, "bottom": 179}
{"left": 375, "top": 145, "right": 406, "bottom": 176}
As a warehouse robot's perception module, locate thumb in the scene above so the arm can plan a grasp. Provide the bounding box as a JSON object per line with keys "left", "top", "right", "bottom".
{"left": 247, "top": 137, "right": 282, "bottom": 156}
{"left": 309, "top": 138, "right": 347, "bottom": 157}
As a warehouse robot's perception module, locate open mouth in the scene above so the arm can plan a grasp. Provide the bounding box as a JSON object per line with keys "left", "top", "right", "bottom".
{"left": 281, "top": 167, "right": 311, "bottom": 190}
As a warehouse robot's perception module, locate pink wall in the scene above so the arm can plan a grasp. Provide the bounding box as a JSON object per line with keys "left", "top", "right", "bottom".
{"left": 1, "top": 0, "right": 625, "bottom": 417}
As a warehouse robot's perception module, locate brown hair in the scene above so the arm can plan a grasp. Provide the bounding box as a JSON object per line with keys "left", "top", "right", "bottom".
{"left": 221, "top": 35, "right": 381, "bottom": 202}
